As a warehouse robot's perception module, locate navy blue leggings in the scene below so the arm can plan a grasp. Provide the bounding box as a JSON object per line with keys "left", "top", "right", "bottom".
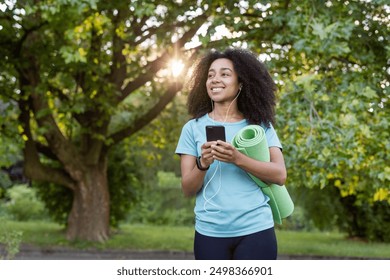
{"left": 194, "top": 227, "right": 277, "bottom": 260}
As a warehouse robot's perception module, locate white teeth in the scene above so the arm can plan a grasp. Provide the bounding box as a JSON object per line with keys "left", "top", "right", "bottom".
{"left": 212, "top": 88, "right": 223, "bottom": 92}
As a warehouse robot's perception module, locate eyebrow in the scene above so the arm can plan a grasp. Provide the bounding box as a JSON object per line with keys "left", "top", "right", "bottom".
{"left": 208, "top": 67, "right": 233, "bottom": 72}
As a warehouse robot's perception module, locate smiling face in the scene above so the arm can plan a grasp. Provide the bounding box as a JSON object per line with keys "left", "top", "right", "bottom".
{"left": 206, "top": 58, "right": 241, "bottom": 104}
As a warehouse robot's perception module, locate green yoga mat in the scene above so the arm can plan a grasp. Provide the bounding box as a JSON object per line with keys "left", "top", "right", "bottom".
{"left": 232, "top": 125, "right": 294, "bottom": 224}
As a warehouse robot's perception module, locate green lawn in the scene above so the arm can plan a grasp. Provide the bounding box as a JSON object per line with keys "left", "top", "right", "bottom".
{"left": 1, "top": 220, "right": 390, "bottom": 259}
{"left": 276, "top": 230, "right": 390, "bottom": 259}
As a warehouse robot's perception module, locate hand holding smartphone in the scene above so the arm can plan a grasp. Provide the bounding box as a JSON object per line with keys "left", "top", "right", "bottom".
{"left": 206, "top": 125, "right": 226, "bottom": 142}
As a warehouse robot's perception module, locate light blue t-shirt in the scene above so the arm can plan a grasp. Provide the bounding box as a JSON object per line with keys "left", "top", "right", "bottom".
{"left": 175, "top": 114, "right": 282, "bottom": 237}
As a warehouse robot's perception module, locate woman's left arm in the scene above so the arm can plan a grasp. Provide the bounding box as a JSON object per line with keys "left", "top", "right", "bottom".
{"left": 211, "top": 141, "right": 287, "bottom": 186}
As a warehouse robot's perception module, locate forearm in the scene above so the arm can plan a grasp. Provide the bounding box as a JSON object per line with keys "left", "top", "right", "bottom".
{"left": 181, "top": 169, "right": 205, "bottom": 197}
{"left": 235, "top": 152, "right": 287, "bottom": 186}
{"left": 180, "top": 155, "right": 208, "bottom": 197}
{"left": 210, "top": 142, "right": 287, "bottom": 186}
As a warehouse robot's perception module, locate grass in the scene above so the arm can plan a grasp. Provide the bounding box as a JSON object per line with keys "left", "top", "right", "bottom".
{"left": 1, "top": 219, "right": 390, "bottom": 259}
{"left": 276, "top": 230, "right": 390, "bottom": 259}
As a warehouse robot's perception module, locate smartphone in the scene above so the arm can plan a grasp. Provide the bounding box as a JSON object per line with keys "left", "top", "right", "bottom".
{"left": 206, "top": 125, "right": 226, "bottom": 142}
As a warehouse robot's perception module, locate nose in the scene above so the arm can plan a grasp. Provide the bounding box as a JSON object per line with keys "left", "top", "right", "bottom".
{"left": 211, "top": 75, "right": 220, "bottom": 83}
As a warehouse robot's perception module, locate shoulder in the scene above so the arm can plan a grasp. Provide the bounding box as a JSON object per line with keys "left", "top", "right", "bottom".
{"left": 179, "top": 115, "right": 208, "bottom": 137}
{"left": 262, "top": 122, "right": 283, "bottom": 149}
{"left": 183, "top": 114, "right": 208, "bottom": 128}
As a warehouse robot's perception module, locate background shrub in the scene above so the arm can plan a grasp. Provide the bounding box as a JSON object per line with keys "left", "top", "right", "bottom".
{"left": 276, "top": 206, "right": 316, "bottom": 232}
{"left": 0, "top": 217, "right": 23, "bottom": 260}
{"left": 127, "top": 171, "right": 195, "bottom": 226}
{"left": 294, "top": 184, "right": 390, "bottom": 242}
{"left": 3, "top": 184, "right": 46, "bottom": 221}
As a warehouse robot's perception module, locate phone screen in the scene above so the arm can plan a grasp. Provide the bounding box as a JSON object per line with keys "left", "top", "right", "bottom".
{"left": 206, "top": 125, "right": 226, "bottom": 142}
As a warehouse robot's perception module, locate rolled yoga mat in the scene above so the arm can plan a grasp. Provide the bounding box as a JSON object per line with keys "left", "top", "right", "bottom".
{"left": 232, "top": 125, "right": 294, "bottom": 224}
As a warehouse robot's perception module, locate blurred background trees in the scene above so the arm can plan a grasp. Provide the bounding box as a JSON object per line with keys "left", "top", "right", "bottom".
{"left": 0, "top": 0, "right": 389, "bottom": 242}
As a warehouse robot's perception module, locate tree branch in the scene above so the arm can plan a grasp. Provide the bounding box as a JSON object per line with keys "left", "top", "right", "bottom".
{"left": 18, "top": 56, "right": 86, "bottom": 177}
{"left": 18, "top": 98, "right": 75, "bottom": 190}
{"left": 107, "top": 47, "right": 200, "bottom": 146}
{"left": 108, "top": 9, "right": 129, "bottom": 87}
{"left": 108, "top": 81, "right": 183, "bottom": 145}
{"left": 118, "top": 16, "right": 207, "bottom": 103}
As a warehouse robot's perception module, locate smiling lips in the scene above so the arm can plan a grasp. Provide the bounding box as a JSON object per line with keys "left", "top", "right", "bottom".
{"left": 211, "top": 87, "right": 224, "bottom": 92}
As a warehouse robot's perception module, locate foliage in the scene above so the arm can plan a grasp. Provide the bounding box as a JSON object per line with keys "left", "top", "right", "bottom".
{"left": 157, "top": 171, "right": 181, "bottom": 188}
{"left": 106, "top": 144, "right": 140, "bottom": 228}
{"left": 127, "top": 171, "right": 195, "bottom": 226}
{"left": 245, "top": 0, "right": 389, "bottom": 199}
{"left": 0, "top": 99, "right": 23, "bottom": 196}
{"left": 150, "top": 95, "right": 189, "bottom": 177}
{"left": 33, "top": 139, "right": 155, "bottom": 227}
{"left": 32, "top": 110, "right": 181, "bottom": 227}
{"left": 276, "top": 206, "right": 316, "bottom": 232}
{"left": 0, "top": 0, "right": 389, "bottom": 241}
{"left": 0, "top": 218, "right": 22, "bottom": 260}
{"left": 2, "top": 184, "right": 47, "bottom": 221}
{"left": 295, "top": 184, "right": 390, "bottom": 242}
{"left": 33, "top": 181, "right": 72, "bottom": 225}
{"left": 338, "top": 197, "right": 390, "bottom": 243}
{"left": 0, "top": 171, "right": 12, "bottom": 192}
{"left": 0, "top": 0, "right": 234, "bottom": 241}
{"left": 0, "top": 100, "right": 22, "bottom": 168}
{"left": 233, "top": 0, "right": 390, "bottom": 241}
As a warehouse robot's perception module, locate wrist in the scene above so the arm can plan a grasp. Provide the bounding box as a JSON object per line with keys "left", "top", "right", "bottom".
{"left": 196, "top": 156, "right": 209, "bottom": 171}
{"left": 234, "top": 150, "right": 244, "bottom": 167}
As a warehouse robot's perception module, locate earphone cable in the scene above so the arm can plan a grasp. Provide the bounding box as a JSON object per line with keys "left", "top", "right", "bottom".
{"left": 202, "top": 87, "right": 242, "bottom": 213}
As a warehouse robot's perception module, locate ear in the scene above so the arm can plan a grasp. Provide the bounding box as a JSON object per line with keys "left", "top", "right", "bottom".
{"left": 239, "top": 84, "right": 243, "bottom": 90}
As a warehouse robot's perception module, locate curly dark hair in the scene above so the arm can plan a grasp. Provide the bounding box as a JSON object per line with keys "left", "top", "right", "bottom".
{"left": 186, "top": 48, "right": 277, "bottom": 126}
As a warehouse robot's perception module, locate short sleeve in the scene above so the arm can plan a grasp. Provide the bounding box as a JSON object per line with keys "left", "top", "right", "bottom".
{"left": 264, "top": 123, "right": 282, "bottom": 150}
{"left": 175, "top": 121, "right": 198, "bottom": 157}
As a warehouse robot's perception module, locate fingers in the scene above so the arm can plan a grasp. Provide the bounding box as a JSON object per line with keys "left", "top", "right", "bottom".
{"left": 201, "top": 141, "right": 217, "bottom": 157}
{"left": 210, "top": 141, "right": 235, "bottom": 162}
{"left": 201, "top": 141, "right": 237, "bottom": 164}
{"left": 201, "top": 141, "right": 217, "bottom": 166}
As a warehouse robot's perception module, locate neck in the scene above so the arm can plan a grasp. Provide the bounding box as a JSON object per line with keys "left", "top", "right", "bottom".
{"left": 211, "top": 105, "right": 243, "bottom": 123}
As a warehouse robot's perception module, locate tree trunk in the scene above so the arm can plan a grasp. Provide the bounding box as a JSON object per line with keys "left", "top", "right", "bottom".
{"left": 66, "top": 159, "right": 110, "bottom": 242}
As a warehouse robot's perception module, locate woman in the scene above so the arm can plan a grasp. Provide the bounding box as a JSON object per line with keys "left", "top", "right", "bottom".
{"left": 175, "top": 48, "right": 287, "bottom": 260}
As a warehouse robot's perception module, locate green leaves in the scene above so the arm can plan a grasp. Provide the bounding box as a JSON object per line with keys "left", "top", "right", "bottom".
{"left": 263, "top": 0, "right": 390, "bottom": 213}
{"left": 59, "top": 46, "right": 87, "bottom": 63}
{"left": 359, "top": 86, "right": 378, "bottom": 99}
{"left": 311, "top": 21, "right": 328, "bottom": 40}
{"left": 0, "top": 0, "right": 389, "bottom": 241}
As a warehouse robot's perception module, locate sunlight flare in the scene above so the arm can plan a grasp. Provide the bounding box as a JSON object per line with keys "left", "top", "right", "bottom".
{"left": 169, "top": 59, "right": 185, "bottom": 77}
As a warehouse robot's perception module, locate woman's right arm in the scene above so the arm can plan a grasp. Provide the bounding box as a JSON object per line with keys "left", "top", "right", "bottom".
{"left": 180, "top": 142, "right": 215, "bottom": 197}
{"left": 180, "top": 154, "right": 207, "bottom": 197}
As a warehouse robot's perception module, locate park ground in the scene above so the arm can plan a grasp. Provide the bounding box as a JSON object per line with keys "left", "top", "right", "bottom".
{"left": 7, "top": 244, "right": 379, "bottom": 260}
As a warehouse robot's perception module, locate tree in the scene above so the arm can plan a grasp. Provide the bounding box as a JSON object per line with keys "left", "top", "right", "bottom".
{"left": 1, "top": 0, "right": 389, "bottom": 242}
{"left": 0, "top": 0, "right": 217, "bottom": 241}
{"left": 234, "top": 1, "right": 390, "bottom": 239}
{"left": 152, "top": 0, "right": 390, "bottom": 240}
